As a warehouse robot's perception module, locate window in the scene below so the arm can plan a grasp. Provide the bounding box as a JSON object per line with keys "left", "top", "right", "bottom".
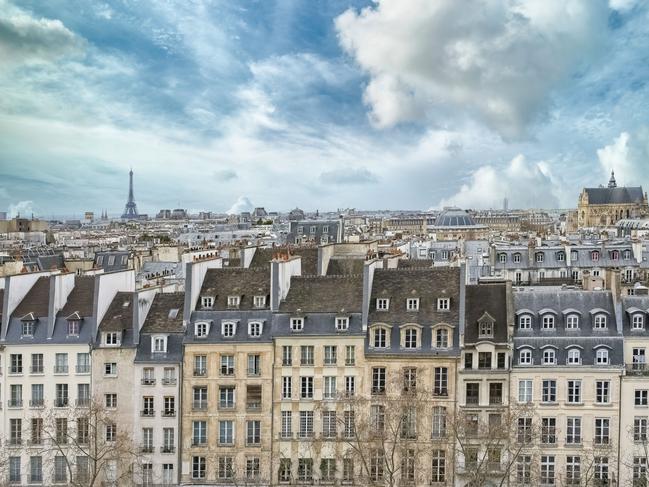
{"left": 324, "top": 345, "right": 337, "bottom": 365}
{"left": 219, "top": 386, "right": 235, "bottom": 408}
{"left": 248, "top": 321, "right": 262, "bottom": 337}
{"left": 54, "top": 455, "right": 67, "bottom": 483}
{"left": 278, "top": 459, "right": 291, "bottom": 483}
{"left": 633, "top": 314, "right": 645, "bottom": 330}
{"left": 465, "top": 353, "right": 473, "bottom": 369}
{"left": 557, "top": 251, "right": 565, "bottom": 262}
{"left": 566, "top": 456, "right": 581, "bottom": 486}
{"left": 77, "top": 353, "right": 90, "bottom": 374}
{"left": 105, "top": 423, "right": 116, "bottom": 442}
{"left": 55, "top": 353, "right": 69, "bottom": 374}
{"left": 567, "top": 349, "right": 581, "bottom": 365}
{"left": 192, "top": 457, "right": 206, "bottom": 479}
{"left": 594, "top": 314, "right": 607, "bottom": 329}
{"left": 636, "top": 389, "right": 649, "bottom": 406}
{"left": 596, "top": 348, "right": 609, "bottom": 365}
{"left": 634, "top": 457, "right": 648, "bottom": 485}
{"left": 345, "top": 376, "right": 356, "bottom": 397}
{"left": 542, "top": 315, "right": 555, "bottom": 329}
{"left": 300, "top": 346, "right": 314, "bottom": 366}
{"left": 435, "top": 328, "right": 449, "bottom": 348}
{"left": 300, "top": 377, "right": 313, "bottom": 399}
{"left": 22, "top": 320, "right": 35, "bottom": 337}
{"left": 479, "top": 320, "right": 493, "bottom": 337}
{"left": 220, "top": 355, "right": 235, "bottom": 375}
{"left": 466, "top": 383, "right": 480, "bottom": 405}
{"left": 541, "top": 417, "right": 557, "bottom": 444}
{"left": 105, "top": 393, "right": 117, "bottom": 408}
{"left": 282, "top": 346, "right": 292, "bottom": 366}
{"left": 253, "top": 295, "right": 266, "bottom": 308}
{"left": 403, "top": 327, "right": 419, "bottom": 349}
{"left": 567, "top": 380, "right": 582, "bottom": 403}
{"left": 438, "top": 298, "right": 450, "bottom": 310}
{"left": 336, "top": 317, "right": 349, "bottom": 331}
{"left": 221, "top": 321, "right": 236, "bottom": 337}
{"left": 30, "top": 456, "right": 43, "bottom": 484}
{"left": 566, "top": 417, "right": 582, "bottom": 444}
{"left": 535, "top": 252, "right": 544, "bottom": 262}
{"left": 519, "top": 315, "right": 532, "bottom": 329}
{"left": 298, "top": 458, "right": 313, "bottom": 482}
{"left": 376, "top": 298, "right": 389, "bottom": 310}
{"left": 596, "top": 381, "right": 610, "bottom": 404}
{"left": 489, "top": 382, "right": 503, "bottom": 405}
{"left": 373, "top": 327, "right": 387, "bottom": 348}
{"left": 142, "top": 427, "right": 153, "bottom": 451}
{"left": 542, "top": 380, "right": 557, "bottom": 403}
{"left": 322, "top": 411, "right": 337, "bottom": 438}
{"left": 194, "top": 322, "right": 208, "bottom": 338}
{"left": 324, "top": 376, "right": 337, "bottom": 399}
{"left": 227, "top": 295, "right": 240, "bottom": 308}
{"left": 566, "top": 314, "right": 579, "bottom": 329}
{"left": 192, "top": 421, "right": 207, "bottom": 445}
{"left": 516, "top": 455, "right": 532, "bottom": 485}
{"left": 142, "top": 397, "right": 154, "bottom": 416}
{"left": 10, "top": 353, "right": 23, "bottom": 374}
{"left": 247, "top": 354, "right": 261, "bottom": 376}
{"left": 281, "top": 411, "right": 292, "bottom": 438}
{"left": 594, "top": 457, "right": 609, "bottom": 483}
{"left": 519, "top": 349, "right": 532, "bottom": 365}
{"left": 321, "top": 458, "right": 336, "bottom": 481}
{"left": 299, "top": 411, "right": 314, "bottom": 438}
{"left": 372, "top": 367, "right": 386, "bottom": 394}
{"left": 541, "top": 456, "right": 555, "bottom": 485}
{"left": 517, "top": 417, "right": 532, "bottom": 444}
{"left": 434, "top": 367, "right": 448, "bottom": 396}
{"left": 635, "top": 417, "right": 648, "bottom": 442}
{"left": 345, "top": 345, "right": 356, "bottom": 366}
{"left": 498, "top": 253, "right": 506, "bottom": 263}
{"left": 67, "top": 320, "right": 80, "bottom": 336}
{"left": 401, "top": 450, "right": 415, "bottom": 482}
{"left": 246, "top": 420, "right": 261, "bottom": 445}
{"left": 164, "top": 396, "right": 175, "bottom": 416}
{"left": 592, "top": 250, "right": 600, "bottom": 261}
{"left": 194, "top": 355, "right": 207, "bottom": 376}
{"left": 513, "top": 253, "right": 522, "bottom": 263}
{"left": 153, "top": 336, "right": 166, "bottom": 353}
{"left": 403, "top": 367, "right": 417, "bottom": 392}
{"left": 219, "top": 420, "right": 234, "bottom": 445}
{"left": 370, "top": 450, "right": 384, "bottom": 482}
{"left": 290, "top": 317, "right": 304, "bottom": 331}
{"left": 432, "top": 407, "right": 447, "bottom": 438}
{"left": 31, "top": 418, "right": 42, "bottom": 444}
{"left": 30, "top": 353, "right": 42, "bottom": 374}
{"left": 478, "top": 352, "right": 492, "bottom": 369}
{"left": 542, "top": 349, "right": 556, "bottom": 365}
{"left": 31, "top": 384, "right": 43, "bottom": 407}
{"left": 406, "top": 298, "right": 419, "bottom": 310}
{"left": 104, "top": 332, "right": 119, "bottom": 345}
{"left": 518, "top": 380, "right": 532, "bottom": 403}
{"left": 9, "top": 384, "right": 22, "bottom": 407}
{"left": 595, "top": 418, "right": 610, "bottom": 444}
{"left": 282, "top": 376, "right": 292, "bottom": 399}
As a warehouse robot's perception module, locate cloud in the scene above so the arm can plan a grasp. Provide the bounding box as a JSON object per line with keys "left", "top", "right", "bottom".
{"left": 0, "top": 0, "right": 83, "bottom": 66}
{"left": 227, "top": 196, "right": 254, "bottom": 215}
{"left": 437, "top": 155, "right": 562, "bottom": 209}
{"left": 335, "top": 0, "right": 611, "bottom": 138}
{"left": 214, "top": 169, "right": 238, "bottom": 182}
{"left": 319, "top": 167, "right": 379, "bottom": 185}
{"left": 8, "top": 200, "right": 35, "bottom": 218}
{"left": 597, "top": 130, "right": 649, "bottom": 185}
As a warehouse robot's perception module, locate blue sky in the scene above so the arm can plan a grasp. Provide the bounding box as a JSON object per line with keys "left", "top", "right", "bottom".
{"left": 1, "top": 0, "right": 649, "bottom": 217}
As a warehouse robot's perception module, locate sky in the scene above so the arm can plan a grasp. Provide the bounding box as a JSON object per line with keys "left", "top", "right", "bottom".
{"left": 1, "top": 0, "right": 649, "bottom": 218}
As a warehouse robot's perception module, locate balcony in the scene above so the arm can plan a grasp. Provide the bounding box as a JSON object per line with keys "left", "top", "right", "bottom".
{"left": 247, "top": 401, "right": 261, "bottom": 411}
{"left": 345, "top": 359, "right": 355, "bottom": 366}
{"left": 162, "top": 409, "right": 176, "bottom": 417}
{"left": 28, "top": 475, "right": 43, "bottom": 484}
{"left": 162, "top": 377, "right": 177, "bottom": 386}
{"left": 193, "top": 401, "right": 207, "bottom": 411}
{"left": 465, "top": 396, "right": 480, "bottom": 405}
{"left": 29, "top": 399, "right": 44, "bottom": 408}
{"left": 433, "top": 388, "right": 448, "bottom": 397}
{"left": 140, "top": 445, "right": 154, "bottom": 453}
{"left": 627, "top": 363, "right": 649, "bottom": 376}
{"left": 29, "top": 367, "right": 43, "bottom": 374}
{"left": 161, "top": 446, "right": 175, "bottom": 454}
{"left": 54, "top": 399, "right": 69, "bottom": 408}
{"left": 76, "top": 365, "right": 91, "bottom": 374}
{"left": 8, "top": 399, "right": 23, "bottom": 408}
{"left": 76, "top": 398, "right": 90, "bottom": 408}
{"left": 54, "top": 365, "right": 69, "bottom": 374}
{"left": 141, "top": 378, "right": 156, "bottom": 386}
{"left": 489, "top": 396, "right": 503, "bottom": 406}
{"left": 191, "top": 438, "right": 207, "bottom": 447}
{"left": 193, "top": 368, "right": 207, "bottom": 377}
{"left": 141, "top": 409, "right": 155, "bottom": 417}
{"left": 8, "top": 439, "right": 22, "bottom": 447}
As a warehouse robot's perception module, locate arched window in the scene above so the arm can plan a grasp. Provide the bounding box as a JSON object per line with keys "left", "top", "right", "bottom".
{"left": 542, "top": 349, "right": 556, "bottom": 365}
{"left": 536, "top": 252, "right": 545, "bottom": 263}
{"left": 594, "top": 315, "right": 607, "bottom": 329}
{"left": 498, "top": 253, "right": 507, "bottom": 263}
{"left": 373, "top": 327, "right": 388, "bottom": 348}
{"left": 566, "top": 314, "right": 579, "bottom": 329}
{"left": 542, "top": 315, "right": 555, "bottom": 329}
{"left": 519, "top": 350, "right": 533, "bottom": 365}
{"left": 513, "top": 253, "right": 521, "bottom": 263}
{"left": 404, "top": 328, "right": 418, "bottom": 349}
{"left": 519, "top": 315, "right": 532, "bottom": 329}
{"left": 633, "top": 314, "right": 645, "bottom": 330}
{"left": 435, "top": 328, "right": 449, "bottom": 349}
{"left": 567, "top": 349, "right": 581, "bottom": 365}
{"left": 557, "top": 251, "right": 565, "bottom": 262}
{"left": 591, "top": 251, "right": 600, "bottom": 261}
{"left": 596, "top": 349, "right": 609, "bottom": 365}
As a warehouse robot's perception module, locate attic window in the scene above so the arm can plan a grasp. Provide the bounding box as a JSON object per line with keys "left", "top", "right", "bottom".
{"left": 97, "top": 256, "right": 104, "bottom": 265}
{"left": 376, "top": 298, "right": 389, "bottom": 311}
{"left": 513, "top": 253, "right": 521, "bottom": 263}
{"left": 591, "top": 251, "right": 600, "bottom": 261}
{"left": 153, "top": 336, "right": 167, "bottom": 353}
{"left": 335, "top": 317, "right": 349, "bottom": 331}
{"left": 222, "top": 321, "right": 237, "bottom": 337}
{"left": 248, "top": 321, "right": 263, "bottom": 337}
{"left": 67, "top": 320, "right": 80, "bottom": 336}
{"left": 121, "top": 255, "right": 127, "bottom": 265}
{"left": 253, "top": 296, "right": 266, "bottom": 308}
{"left": 108, "top": 256, "right": 115, "bottom": 266}
{"left": 195, "top": 322, "right": 209, "bottom": 338}
{"left": 21, "top": 321, "right": 35, "bottom": 337}
{"left": 201, "top": 296, "right": 214, "bottom": 309}
{"left": 406, "top": 298, "right": 419, "bottom": 311}
{"left": 290, "top": 317, "right": 304, "bottom": 332}
{"left": 437, "top": 298, "right": 450, "bottom": 311}
{"left": 227, "top": 296, "right": 240, "bottom": 308}
{"left": 104, "top": 332, "right": 119, "bottom": 346}
{"left": 168, "top": 309, "right": 179, "bottom": 319}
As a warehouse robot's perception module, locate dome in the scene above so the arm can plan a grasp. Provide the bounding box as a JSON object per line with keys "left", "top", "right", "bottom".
{"left": 435, "top": 208, "right": 477, "bottom": 227}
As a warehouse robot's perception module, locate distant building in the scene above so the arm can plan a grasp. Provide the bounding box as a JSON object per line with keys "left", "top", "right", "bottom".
{"left": 577, "top": 171, "right": 649, "bottom": 228}
{"left": 252, "top": 207, "right": 268, "bottom": 220}
{"left": 429, "top": 208, "right": 489, "bottom": 240}
{"left": 157, "top": 209, "right": 172, "bottom": 219}
{"left": 171, "top": 209, "right": 187, "bottom": 220}
{"left": 0, "top": 217, "right": 49, "bottom": 233}
{"left": 287, "top": 219, "right": 344, "bottom": 245}
{"left": 288, "top": 207, "right": 305, "bottom": 221}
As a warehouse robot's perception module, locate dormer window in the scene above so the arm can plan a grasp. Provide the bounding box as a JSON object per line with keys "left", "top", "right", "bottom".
{"left": 406, "top": 298, "right": 419, "bottom": 311}
{"left": 108, "top": 255, "right": 115, "bottom": 266}
{"left": 566, "top": 315, "right": 579, "bottom": 329}
{"left": 567, "top": 349, "right": 581, "bottom": 365}
{"left": 221, "top": 321, "right": 237, "bottom": 337}
{"left": 542, "top": 349, "right": 556, "bottom": 365}
{"left": 519, "top": 349, "right": 532, "bottom": 365}
{"left": 557, "top": 251, "right": 565, "bottom": 262}
{"left": 596, "top": 349, "right": 609, "bottom": 365}
{"left": 310, "top": 226, "right": 316, "bottom": 234}
{"left": 153, "top": 336, "right": 167, "bottom": 353}
{"left": 22, "top": 321, "right": 35, "bottom": 337}
{"left": 594, "top": 314, "right": 607, "bottom": 329}
{"left": 290, "top": 317, "right": 304, "bottom": 332}
{"left": 611, "top": 250, "right": 619, "bottom": 261}
{"left": 402, "top": 327, "right": 420, "bottom": 349}
{"left": 335, "top": 317, "right": 349, "bottom": 331}
{"left": 479, "top": 320, "right": 493, "bottom": 338}
{"left": 435, "top": 328, "right": 449, "bottom": 348}
{"left": 571, "top": 250, "right": 578, "bottom": 261}
{"left": 498, "top": 253, "right": 506, "bottom": 263}
{"left": 195, "top": 322, "right": 209, "bottom": 338}
{"left": 68, "top": 320, "right": 80, "bottom": 336}
{"left": 633, "top": 314, "right": 645, "bottom": 330}
{"left": 323, "top": 226, "right": 329, "bottom": 234}
{"left": 248, "top": 321, "right": 263, "bottom": 337}
{"left": 518, "top": 315, "right": 532, "bottom": 329}
{"left": 437, "top": 298, "right": 450, "bottom": 311}
{"left": 253, "top": 296, "right": 266, "bottom": 308}
{"left": 535, "top": 252, "right": 544, "bottom": 263}
{"left": 541, "top": 315, "right": 555, "bottom": 329}
{"left": 201, "top": 296, "right": 214, "bottom": 309}
{"left": 591, "top": 251, "right": 600, "bottom": 261}
{"left": 227, "top": 296, "right": 240, "bottom": 308}
{"left": 624, "top": 249, "right": 632, "bottom": 260}
{"left": 376, "top": 298, "right": 389, "bottom": 311}
{"left": 513, "top": 253, "right": 521, "bottom": 263}
{"left": 104, "top": 332, "right": 119, "bottom": 346}
{"left": 372, "top": 327, "right": 389, "bottom": 348}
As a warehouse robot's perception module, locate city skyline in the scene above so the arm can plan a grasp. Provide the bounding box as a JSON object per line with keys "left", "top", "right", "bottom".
{"left": 1, "top": 0, "right": 649, "bottom": 216}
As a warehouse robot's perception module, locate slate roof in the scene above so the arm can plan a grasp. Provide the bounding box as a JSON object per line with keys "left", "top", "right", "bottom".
{"left": 0, "top": 289, "right": 4, "bottom": 321}
{"left": 58, "top": 276, "right": 95, "bottom": 318}
{"left": 279, "top": 275, "right": 363, "bottom": 313}
{"left": 273, "top": 312, "right": 364, "bottom": 337}
{"left": 584, "top": 186, "right": 645, "bottom": 205}
{"left": 248, "top": 247, "right": 275, "bottom": 269}
{"left": 368, "top": 267, "right": 461, "bottom": 326}
{"left": 141, "top": 292, "right": 184, "bottom": 333}
{"left": 326, "top": 258, "right": 365, "bottom": 276}
{"left": 198, "top": 268, "right": 270, "bottom": 310}
{"left": 99, "top": 292, "right": 133, "bottom": 332}
{"left": 397, "top": 259, "right": 433, "bottom": 269}
{"left": 11, "top": 276, "right": 50, "bottom": 318}
{"left": 464, "top": 283, "right": 508, "bottom": 344}
{"left": 186, "top": 310, "right": 273, "bottom": 344}
{"left": 249, "top": 246, "right": 319, "bottom": 275}
{"left": 622, "top": 295, "right": 649, "bottom": 335}
{"left": 135, "top": 333, "right": 184, "bottom": 363}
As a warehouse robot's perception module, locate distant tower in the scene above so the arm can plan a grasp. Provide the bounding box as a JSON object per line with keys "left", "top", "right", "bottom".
{"left": 608, "top": 170, "right": 617, "bottom": 188}
{"left": 121, "top": 169, "right": 139, "bottom": 220}
{"left": 503, "top": 197, "right": 509, "bottom": 211}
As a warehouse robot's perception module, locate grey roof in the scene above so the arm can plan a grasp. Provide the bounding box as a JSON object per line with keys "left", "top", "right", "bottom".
{"left": 58, "top": 276, "right": 95, "bottom": 318}
{"left": 584, "top": 186, "right": 645, "bottom": 205}
{"left": 138, "top": 261, "right": 184, "bottom": 280}
{"left": 198, "top": 268, "right": 270, "bottom": 310}
{"left": 434, "top": 208, "right": 479, "bottom": 227}
{"left": 135, "top": 333, "right": 183, "bottom": 363}
{"left": 622, "top": 295, "right": 649, "bottom": 335}
{"left": 513, "top": 336, "right": 624, "bottom": 367}
{"left": 94, "top": 251, "right": 129, "bottom": 272}
{"left": 186, "top": 309, "right": 273, "bottom": 344}
{"left": 141, "top": 292, "right": 184, "bottom": 333}
{"left": 11, "top": 276, "right": 50, "bottom": 318}
{"left": 98, "top": 291, "right": 133, "bottom": 332}
{"left": 250, "top": 247, "right": 319, "bottom": 275}
{"left": 464, "top": 283, "right": 509, "bottom": 344}
{"left": 273, "top": 312, "right": 364, "bottom": 337}
{"left": 279, "top": 275, "right": 363, "bottom": 313}
{"left": 4, "top": 316, "right": 95, "bottom": 344}
{"left": 326, "top": 258, "right": 365, "bottom": 276}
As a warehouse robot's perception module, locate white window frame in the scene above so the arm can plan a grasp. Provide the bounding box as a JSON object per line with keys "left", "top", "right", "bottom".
{"left": 541, "top": 315, "right": 555, "bottom": 329}
{"left": 195, "top": 322, "right": 209, "bottom": 338}
{"left": 596, "top": 349, "right": 609, "bottom": 365}
{"left": 200, "top": 296, "right": 214, "bottom": 308}
{"left": 104, "top": 332, "right": 119, "bottom": 346}
{"left": 406, "top": 298, "right": 419, "bottom": 311}
{"left": 152, "top": 336, "right": 167, "bottom": 353}
{"left": 253, "top": 295, "right": 266, "bottom": 308}
{"left": 542, "top": 349, "right": 556, "bottom": 365}
{"left": 376, "top": 298, "right": 389, "bottom": 311}
{"left": 437, "top": 298, "right": 450, "bottom": 311}
{"left": 566, "top": 314, "right": 579, "bottom": 329}
{"left": 518, "top": 315, "right": 531, "bottom": 329}
{"left": 227, "top": 296, "right": 240, "bottom": 308}
{"left": 335, "top": 317, "right": 349, "bottom": 331}
{"left": 221, "top": 321, "right": 236, "bottom": 337}
{"left": 290, "top": 317, "right": 304, "bottom": 332}
{"left": 519, "top": 349, "right": 533, "bottom": 365}
{"left": 633, "top": 314, "right": 645, "bottom": 330}
{"left": 567, "top": 349, "right": 581, "bottom": 365}
{"left": 594, "top": 314, "right": 607, "bottom": 329}
{"left": 248, "top": 321, "right": 263, "bottom": 337}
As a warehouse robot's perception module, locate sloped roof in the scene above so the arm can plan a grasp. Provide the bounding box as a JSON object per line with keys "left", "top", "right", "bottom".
{"left": 584, "top": 186, "right": 645, "bottom": 205}
{"left": 465, "top": 283, "right": 508, "bottom": 343}
{"left": 141, "top": 292, "right": 184, "bottom": 333}
{"left": 249, "top": 247, "right": 319, "bottom": 275}
{"left": 12, "top": 276, "right": 50, "bottom": 318}
{"left": 326, "top": 258, "right": 365, "bottom": 276}
{"left": 58, "top": 276, "right": 95, "bottom": 318}
{"left": 279, "top": 275, "right": 363, "bottom": 313}
{"left": 99, "top": 291, "right": 133, "bottom": 332}
{"left": 199, "top": 268, "right": 270, "bottom": 310}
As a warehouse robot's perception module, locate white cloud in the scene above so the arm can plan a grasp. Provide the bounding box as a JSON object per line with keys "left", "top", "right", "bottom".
{"left": 437, "top": 155, "right": 562, "bottom": 209}
{"left": 609, "top": 0, "right": 638, "bottom": 11}
{"left": 227, "top": 196, "right": 254, "bottom": 215}
{"left": 335, "top": 0, "right": 610, "bottom": 138}
{"left": 597, "top": 130, "right": 649, "bottom": 185}
{"left": 8, "top": 200, "right": 35, "bottom": 218}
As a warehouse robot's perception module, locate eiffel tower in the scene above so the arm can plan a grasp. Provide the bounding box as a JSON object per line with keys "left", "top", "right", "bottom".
{"left": 121, "top": 169, "right": 139, "bottom": 220}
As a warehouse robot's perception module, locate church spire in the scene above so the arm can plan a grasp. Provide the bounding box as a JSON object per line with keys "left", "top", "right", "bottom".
{"left": 608, "top": 170, "right": 617, "bottom": 188}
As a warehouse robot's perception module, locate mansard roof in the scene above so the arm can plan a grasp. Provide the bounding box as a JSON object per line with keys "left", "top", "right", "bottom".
{"left": 141, "top": 292, "right": 184, "bottom": 334}
{"left": 199, "top": 268, "right": 270, "bottom": 310}
{"left": 584, "top": 186, "right": 645, "bottom": 205}
{"left": 99, "top": 291, "right": 133, "bottom": 332}
{"left": 279, "top": 275, "right": 363, "bottom": 313}
{"left": 465, "top": 282, "right": 508, "bottom": 343}
{"left": 58, "top": 276, "right": 95, "bottom": 318}
{"left": 11, "top": 276, "right": 50, "bottom": 318}
{"left": 249, "top": 247, "right": 318, "bottom": 275}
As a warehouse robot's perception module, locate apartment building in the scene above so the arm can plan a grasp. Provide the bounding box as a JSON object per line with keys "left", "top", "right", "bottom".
{"left": 456, "top": 281, "right": 513, "bottom": 486}
{"left": 272, "top": 274, "right": 366, "bottom": 485}
{"left": 181, "top": 267, "right": 274, "bottom": 485}
{"left": 511, "top": 288, "right": 624, "bottom": 486}
{"left": 364, "top": 267, "right": 462, "bottom": 486}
